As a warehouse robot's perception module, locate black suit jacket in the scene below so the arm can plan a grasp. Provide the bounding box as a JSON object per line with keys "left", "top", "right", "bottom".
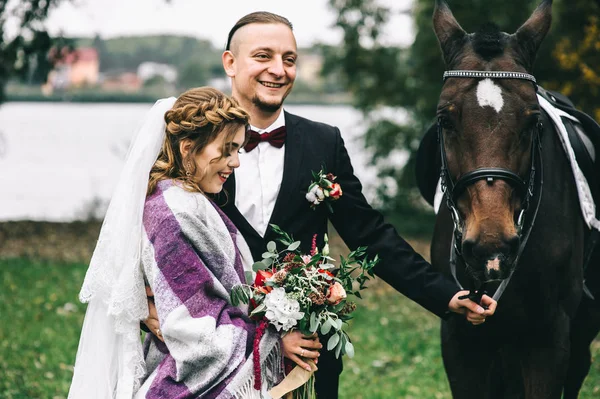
{"left": 219, "top": 111, "right": 459, "bottom": 317}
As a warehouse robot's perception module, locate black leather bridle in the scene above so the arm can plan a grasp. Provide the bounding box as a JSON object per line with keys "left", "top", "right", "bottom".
{"left": 439, "top": 70, "right": 544, "bottom": 302}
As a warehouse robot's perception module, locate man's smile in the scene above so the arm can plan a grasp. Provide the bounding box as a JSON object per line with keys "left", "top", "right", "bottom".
{"left": 260, "top": 81, "right": 285, "bottom": 88}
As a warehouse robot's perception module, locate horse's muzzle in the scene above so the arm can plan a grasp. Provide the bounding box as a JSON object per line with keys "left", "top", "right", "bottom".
{"left": 461, "top": 235, "right": 520, "bottom": 281}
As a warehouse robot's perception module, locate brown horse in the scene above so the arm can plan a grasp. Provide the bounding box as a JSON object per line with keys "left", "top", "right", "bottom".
{"left": 430, "top": 1, "right": 600, "bottom": 397}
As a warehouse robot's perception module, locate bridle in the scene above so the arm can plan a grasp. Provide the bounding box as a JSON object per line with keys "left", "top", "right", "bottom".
{"left": 439, "top": 70, "right": 545, "bottom": 302}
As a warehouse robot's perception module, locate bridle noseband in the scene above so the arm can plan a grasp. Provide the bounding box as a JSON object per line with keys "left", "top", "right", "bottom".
{"left": 439, "top": 70, "right": 544, "bottom": 302}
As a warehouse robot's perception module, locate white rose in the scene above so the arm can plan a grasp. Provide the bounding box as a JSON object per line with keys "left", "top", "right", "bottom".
{"left": 306, "top": 192, "right": 317, "bottom": 203}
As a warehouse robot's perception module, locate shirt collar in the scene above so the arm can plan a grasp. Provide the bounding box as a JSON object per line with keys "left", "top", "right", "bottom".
{"left": 249, "top": 109, "right": 286, "bottom": 134}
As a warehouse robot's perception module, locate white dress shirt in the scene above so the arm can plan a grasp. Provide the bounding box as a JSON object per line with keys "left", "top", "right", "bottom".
{"left": 235, "top": 110, "right": 286, "bottom": 237}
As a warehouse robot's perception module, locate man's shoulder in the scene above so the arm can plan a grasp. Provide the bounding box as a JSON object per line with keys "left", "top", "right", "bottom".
{"left": 285, "top": 111, "right": 340, "bottom": 137}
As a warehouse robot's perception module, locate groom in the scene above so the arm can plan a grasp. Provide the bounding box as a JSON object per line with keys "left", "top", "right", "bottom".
{"left": 146, "top": 11, "right": 496, "bottom": 398}
{"left": 220, "top": 11, "right": 497, "bottom": 398}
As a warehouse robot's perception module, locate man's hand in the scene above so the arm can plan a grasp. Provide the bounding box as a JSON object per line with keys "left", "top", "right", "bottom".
{"left": 142, "top": 286, "right": 163, "bottom": 342}
{"left": 448, "top": 290, "right": 497, "bottom": 325}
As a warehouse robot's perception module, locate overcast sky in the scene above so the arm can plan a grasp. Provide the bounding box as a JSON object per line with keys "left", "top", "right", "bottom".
{"left": 39, "top": 0, "right": 414, "bottom": 49}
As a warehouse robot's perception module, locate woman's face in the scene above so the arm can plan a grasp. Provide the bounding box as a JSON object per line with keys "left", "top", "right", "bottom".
{"left": 193, "top": 125, "right": 246, "bottom": 193}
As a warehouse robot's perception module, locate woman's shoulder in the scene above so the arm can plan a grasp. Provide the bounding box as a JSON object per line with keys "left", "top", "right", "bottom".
{"left": 144, "top": 179, "right": 211, "bottom": 223}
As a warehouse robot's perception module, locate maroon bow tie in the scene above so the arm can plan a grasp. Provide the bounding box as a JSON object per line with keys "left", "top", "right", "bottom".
{"left": 244, "top": 126, "right": 286, "bottom": 152}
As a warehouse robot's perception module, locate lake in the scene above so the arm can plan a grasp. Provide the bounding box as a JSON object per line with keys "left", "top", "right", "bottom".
{"left": 0, "top": 102, "right": 383, "bottom": 221}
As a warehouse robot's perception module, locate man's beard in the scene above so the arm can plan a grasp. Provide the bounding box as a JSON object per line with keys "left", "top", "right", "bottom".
{"left": 252, "top": 94, "right": 287, "bottom": 113}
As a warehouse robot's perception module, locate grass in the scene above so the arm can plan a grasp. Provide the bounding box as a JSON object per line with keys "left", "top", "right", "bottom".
{"left": 0, "top": 258, "right": 86, "bottom": 399}
{"left": 1, "top": 257, "right": 599, "bottom": 398}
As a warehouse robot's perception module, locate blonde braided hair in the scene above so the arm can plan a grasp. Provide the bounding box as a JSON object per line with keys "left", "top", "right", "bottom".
{"left": 147, "top": 87, "right": 249, "bottom": 195}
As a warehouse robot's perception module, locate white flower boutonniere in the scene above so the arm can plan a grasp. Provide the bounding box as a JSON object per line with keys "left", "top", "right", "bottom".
{"left": 305, "top": 168, "right": 343, "bottom": 212}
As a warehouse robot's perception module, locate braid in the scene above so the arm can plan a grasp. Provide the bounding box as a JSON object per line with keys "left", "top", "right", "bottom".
{"left": 147, "top": 87, "right": 249, "bottom": 195}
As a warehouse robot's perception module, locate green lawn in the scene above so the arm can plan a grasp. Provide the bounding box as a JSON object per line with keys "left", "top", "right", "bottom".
{"left": 1, "top": 258, "right": 599, "bottom": 398}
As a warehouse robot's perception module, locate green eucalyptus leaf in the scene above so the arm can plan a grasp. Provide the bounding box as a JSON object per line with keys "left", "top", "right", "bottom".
{"left": 252, "top": 262, "right": 267, "bottom": 272}
{"left": 327, "top": 333, "right": 340, "bottom": 351}
{"left": 263, "top": 257, "right": 274, "bottom": 266}
{"left": 287, "top": 241, "right": 301, "bottom": 251}
{"left": 310, "top": 312, "right": 318, "bottom": 333}
{"left": 335, "top": 336, "right": 343, "bottom": 358}
{"left": 244, "top": 271, "right": 253, "bottom": 285}
{"left": 267, "top": 241, "right": 277, "bottom": 252}
{"left": 345, "top": 342, "right": 355, "bottom": 358}
{"left": 250, "top": 303, "right": 266, "bottom": 316}
{"left": 321, "top": 318, "right": 333, "bottom": 335}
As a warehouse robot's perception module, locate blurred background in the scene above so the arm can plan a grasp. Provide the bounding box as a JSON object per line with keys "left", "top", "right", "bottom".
{"left": 1, "top": 0, "right": 599, "bottom": 398}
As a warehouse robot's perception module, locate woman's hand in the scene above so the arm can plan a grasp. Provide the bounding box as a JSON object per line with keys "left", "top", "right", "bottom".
{"left": 281, "top": 331, "right": 322, "bottom": 371}
{"left": 142, "top": 286, "right": 164, "bottom": 342}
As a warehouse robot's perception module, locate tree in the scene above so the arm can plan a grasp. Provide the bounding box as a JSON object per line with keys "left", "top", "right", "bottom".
{"left": 0, "top": 0, "right": 69, "bottom": 103}
{"left": 325, "top": 0, "right": 600, "bottom": 221}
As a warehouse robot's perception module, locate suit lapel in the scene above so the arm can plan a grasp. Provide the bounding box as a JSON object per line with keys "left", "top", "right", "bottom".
{"left": 268, "top": 112, "right": 304, "bottom": 226}
{"left": 220, "top": 171, "right": 263, "bottom": 242}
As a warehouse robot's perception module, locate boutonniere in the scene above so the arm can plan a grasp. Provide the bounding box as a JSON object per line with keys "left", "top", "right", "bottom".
{"left": 305, "top": 167, "right": 343, "bottom": 212}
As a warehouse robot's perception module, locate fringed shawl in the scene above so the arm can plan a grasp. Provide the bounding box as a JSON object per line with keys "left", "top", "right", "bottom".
{"left": 135, "top": 179, "right": 283, "bottom": 398}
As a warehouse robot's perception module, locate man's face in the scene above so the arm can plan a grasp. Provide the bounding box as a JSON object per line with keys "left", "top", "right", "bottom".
{"left": 226, "top": 23, "right": 297, "bottom": 114}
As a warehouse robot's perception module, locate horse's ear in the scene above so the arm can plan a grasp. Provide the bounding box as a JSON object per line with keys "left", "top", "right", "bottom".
{"left": 433, "top": 0, "right": 467, "bottom": 67}
{"left": 514, "top": 0, "right": 552, "bottom": 70}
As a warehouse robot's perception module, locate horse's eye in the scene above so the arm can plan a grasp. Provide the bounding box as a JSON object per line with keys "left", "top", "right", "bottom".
{"left": 440, "top": 117, "right": 456, "bottom": 132}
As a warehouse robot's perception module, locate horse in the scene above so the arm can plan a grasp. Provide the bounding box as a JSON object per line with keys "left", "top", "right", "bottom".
{"left": 428, "top": 1, "right": 600, "bottom": 397}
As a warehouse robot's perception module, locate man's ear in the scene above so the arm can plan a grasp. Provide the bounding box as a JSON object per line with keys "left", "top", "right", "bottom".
{"left": 179, "top": 138, "right": 193, "bottom": 160}
{"left": 222, "top": 50, "right": 236, "bottom": 77}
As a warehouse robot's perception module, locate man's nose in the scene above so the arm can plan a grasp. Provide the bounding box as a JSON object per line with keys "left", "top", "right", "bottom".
{"left": 267, "top": 57, "right": 285, "bottom": 77}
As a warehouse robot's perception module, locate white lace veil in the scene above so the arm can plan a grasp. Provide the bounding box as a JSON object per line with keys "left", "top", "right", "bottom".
{"left": 69, "top": 97, "right": 177, "bottom": 399}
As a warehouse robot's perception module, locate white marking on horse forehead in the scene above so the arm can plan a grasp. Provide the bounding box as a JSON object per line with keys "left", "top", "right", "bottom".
{"left": 476, "top": 78, "right": 504, "bottom": 113}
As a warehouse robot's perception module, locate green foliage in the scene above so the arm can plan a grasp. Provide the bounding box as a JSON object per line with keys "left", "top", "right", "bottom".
{"left": 0, "top": 0, "right": 70, "bottom": 103}
{"left": 325, "top": 0, "right": 600, "bottom": 213}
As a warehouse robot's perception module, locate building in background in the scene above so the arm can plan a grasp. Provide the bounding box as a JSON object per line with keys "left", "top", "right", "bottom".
{"left": 101, "top": 71, "right": 143, "bottom": 92}
{"left": 44, "top": 47, "right": 100, "bottom": 93}
{"left": 137, "top": 62, "right": 178, "bottom": 85}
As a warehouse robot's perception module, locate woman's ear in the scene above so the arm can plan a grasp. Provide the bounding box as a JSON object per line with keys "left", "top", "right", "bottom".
{"left": 179, "top": 138, "right": 193, "bottom": 160}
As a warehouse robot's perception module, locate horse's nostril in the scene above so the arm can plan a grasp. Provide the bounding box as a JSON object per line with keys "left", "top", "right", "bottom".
{"left": 461, "top": 238, "right": 476, "bottom": 258}
{"left": 507, "top": 235, "right": 520, "bottom": 254}
{"left": 462, "top": 235, "right": 518, "bottom": 262}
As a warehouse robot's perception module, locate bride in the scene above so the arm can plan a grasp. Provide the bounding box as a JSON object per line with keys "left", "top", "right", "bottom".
{"left": 68, "top": 87, "right": 320, "bottom": 398}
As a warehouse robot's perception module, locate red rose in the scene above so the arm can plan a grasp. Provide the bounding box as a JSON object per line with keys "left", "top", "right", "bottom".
{"left": 254, "top": 270, "right": 274, "bottom": 294}
{"left": 318, "top": 269, "right": 335, "bottom": 278}
{"left": 329, "top": 183, "right": 343, "bottom": 200}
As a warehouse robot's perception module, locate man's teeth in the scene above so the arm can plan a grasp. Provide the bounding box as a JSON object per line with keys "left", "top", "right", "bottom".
{"left": 219, "top": 173, "right": 229, "bottom": 179}
{"left": 262, "top": 82, "right": 283, "bottom": 88}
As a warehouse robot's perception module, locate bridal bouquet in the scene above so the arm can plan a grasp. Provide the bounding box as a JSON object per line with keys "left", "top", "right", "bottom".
{"left": 231, "top": 225, "right": 379, "bottom": 398}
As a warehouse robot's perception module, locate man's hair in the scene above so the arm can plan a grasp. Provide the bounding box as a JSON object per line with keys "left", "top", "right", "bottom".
{"left": 225, "top": 11, "right": 293, "bottom": 51}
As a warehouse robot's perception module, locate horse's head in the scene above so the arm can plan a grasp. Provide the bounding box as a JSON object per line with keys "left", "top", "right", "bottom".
{"left": 433, "top": 0, "right": 551, "bottom": 281}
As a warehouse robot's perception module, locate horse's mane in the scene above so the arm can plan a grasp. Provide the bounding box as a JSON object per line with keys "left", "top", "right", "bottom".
{"left": 472, "top": 22, "right": 505, "bottom": 60}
